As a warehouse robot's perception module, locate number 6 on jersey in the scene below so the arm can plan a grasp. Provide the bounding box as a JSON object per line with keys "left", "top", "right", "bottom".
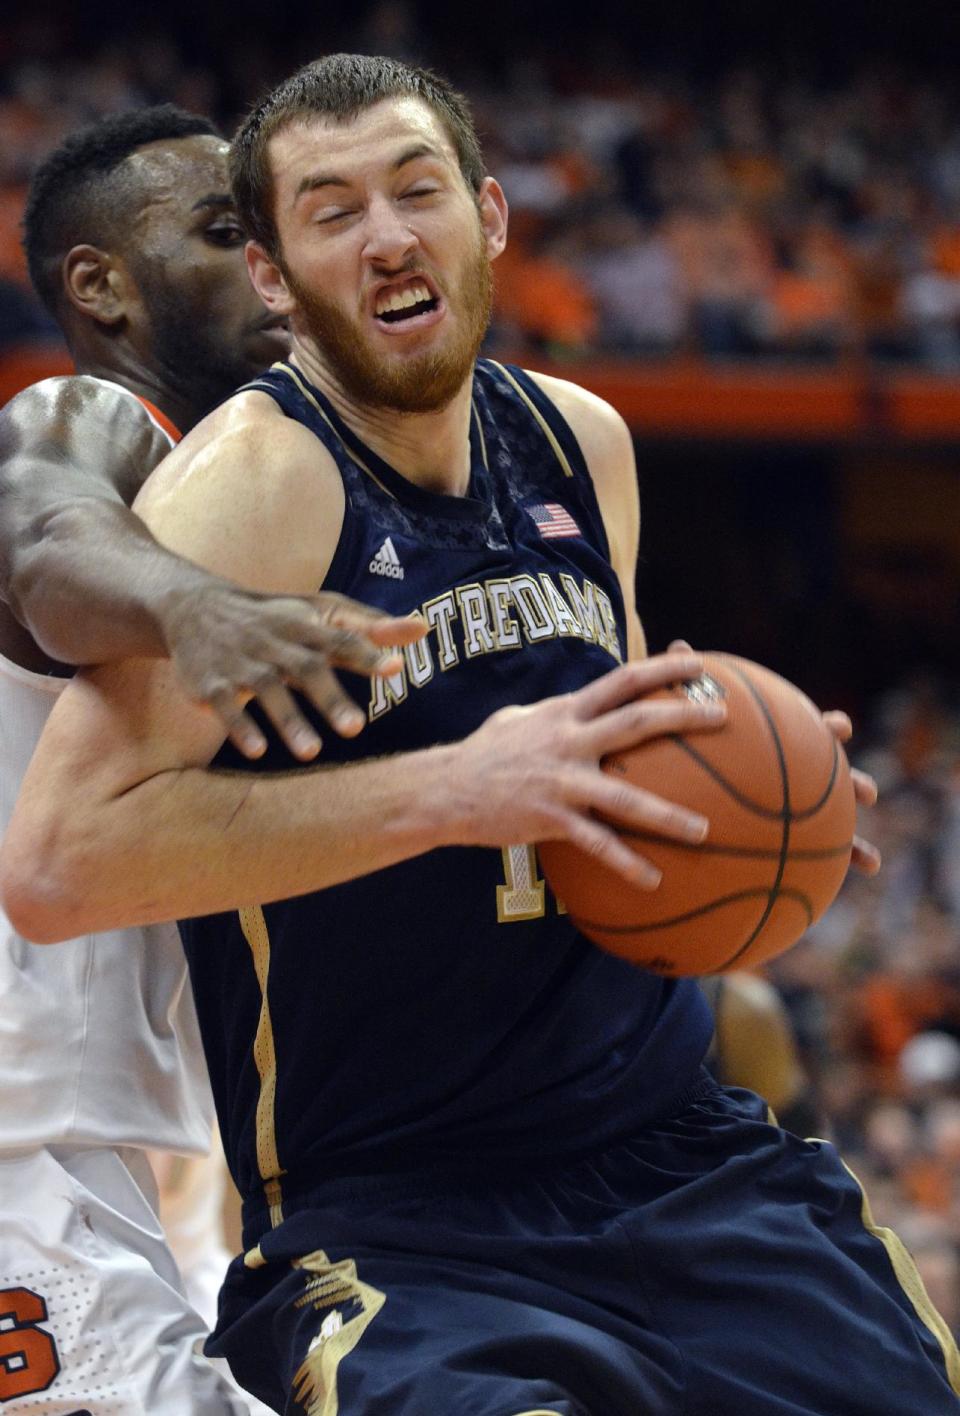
{"left": 0, "top": 1288, "right": 60, "bottom": 1402}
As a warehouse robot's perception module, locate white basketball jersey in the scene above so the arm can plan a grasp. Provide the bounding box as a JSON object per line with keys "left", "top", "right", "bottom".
{"left": 0, "top": 381, "right": 212, "bottom": 1156}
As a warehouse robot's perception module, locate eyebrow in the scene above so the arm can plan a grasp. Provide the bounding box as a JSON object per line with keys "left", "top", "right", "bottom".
{"left": 292, "top": 143, "right": 444, "bottom": 206}
{"left": 191, "top": 193, "right": 235, "bottom": 213}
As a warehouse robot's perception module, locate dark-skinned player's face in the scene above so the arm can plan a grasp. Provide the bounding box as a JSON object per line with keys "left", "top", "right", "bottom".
{"left": 251, "top": 98, "right": 507, "bottom": 414}
{"left": 121, "top": 134, "right": 289, "bottom": 410}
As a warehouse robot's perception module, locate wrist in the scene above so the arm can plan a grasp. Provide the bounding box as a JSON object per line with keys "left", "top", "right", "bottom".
{"left": 404, "top": 741, "right": 479, "bottom": 850}
{"left": 152, "top": 563, "right": 217, "bottom": 660}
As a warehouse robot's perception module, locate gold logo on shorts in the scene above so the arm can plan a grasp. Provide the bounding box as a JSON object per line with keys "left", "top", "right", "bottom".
{"left": 291, "top": 1251, "right": 386, "bottom": 1416}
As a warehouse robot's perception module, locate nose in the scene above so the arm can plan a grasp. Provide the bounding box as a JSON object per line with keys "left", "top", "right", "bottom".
{"left": 361, "top": 193, "right": 418, "bottom": 267}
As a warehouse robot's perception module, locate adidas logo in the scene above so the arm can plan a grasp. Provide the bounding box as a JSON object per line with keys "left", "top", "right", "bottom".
{"left": 368, "top": 536, "right": 404, "bottom": 580}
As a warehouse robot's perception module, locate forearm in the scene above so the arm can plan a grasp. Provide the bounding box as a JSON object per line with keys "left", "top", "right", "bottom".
{"left": 5, "top": 744, "right": 467, "bottom": 942}
{"left": 8, "top": 500, "right": 205, "bottom": 666}
{"left": 3, "top": 653, "right": 724, "bottom": 945}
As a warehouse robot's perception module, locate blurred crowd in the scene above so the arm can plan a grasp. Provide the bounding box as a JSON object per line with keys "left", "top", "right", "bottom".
{"left": 4, "top": 11, "right": 960, "bottom": 364}
{"left": 770, "top": 677, "right": 960, "bottom": 1336}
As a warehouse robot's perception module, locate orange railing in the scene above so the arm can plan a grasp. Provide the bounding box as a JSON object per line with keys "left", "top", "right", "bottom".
{"left": 3, "top": 343, "right": 960, "bottom": 443}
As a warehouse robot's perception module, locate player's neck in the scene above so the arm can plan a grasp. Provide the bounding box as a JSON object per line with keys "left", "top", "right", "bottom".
{"left": 75, "top": 353, "right": 202, "bottom": 435}
{"left": 290, "top": 348, "right": 474, "bottom": 498}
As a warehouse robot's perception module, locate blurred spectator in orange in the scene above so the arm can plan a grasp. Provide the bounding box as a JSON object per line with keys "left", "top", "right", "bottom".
{"left": 664, "top": 201, "right": 774, "bottom": 355}
{"left": 492, "top": 214, "right": 597, "bottom": 356}
{"left": 576, "top": 206, "right": 687, "bottom": 353}
{"left": 767, "top": 218, "right": 855, "bottom": 357}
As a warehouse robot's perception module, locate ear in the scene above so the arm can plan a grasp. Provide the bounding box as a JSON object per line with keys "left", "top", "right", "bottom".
{"left": 62, "top": 244, "right": 131, "bottom": 327}
{"left": 246, "top": 240, "right": 296, "bottom": 315}
{"left": 477, "top": 177, "right": 508, "bottom": 262}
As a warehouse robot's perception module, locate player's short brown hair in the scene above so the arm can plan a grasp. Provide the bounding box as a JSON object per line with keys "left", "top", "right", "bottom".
{"left": 230, "top": 53, "right": 485, "bottom": 259}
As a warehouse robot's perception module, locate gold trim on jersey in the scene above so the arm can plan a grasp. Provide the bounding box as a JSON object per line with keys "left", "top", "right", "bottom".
{"left": 273, "top": 362, "right": 397, "bottom": 500}
{"left": 488, "top": 361, "right": 575, "bottom": 479}
{"left": 238, "top": 905, "right": 286, "bottom": 1228}
{"left": 291, "top": 1250, "right": 386, "bottom": 1416}
{"left": 841, "top": 1160, "right": 960, "bottom": 1394}
{"left": 471, "top": 398, "right": 489, "bottom": 471}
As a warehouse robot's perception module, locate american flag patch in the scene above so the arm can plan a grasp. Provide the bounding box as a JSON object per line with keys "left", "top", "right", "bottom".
{"left": 527, "top": 502, "right": 581, "bottom": 539}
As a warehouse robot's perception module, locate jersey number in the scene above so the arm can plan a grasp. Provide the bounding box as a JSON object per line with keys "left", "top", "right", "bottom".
{"left": 0, "top": 1289, "right": 60, "bottom": 1402}
{"left": 496, "top": 845, "right": 566, "bottom": 923}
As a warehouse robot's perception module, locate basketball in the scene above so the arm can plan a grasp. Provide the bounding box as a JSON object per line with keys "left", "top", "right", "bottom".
{"left": 538, "top": 653, "right": 857, "bottom": 976}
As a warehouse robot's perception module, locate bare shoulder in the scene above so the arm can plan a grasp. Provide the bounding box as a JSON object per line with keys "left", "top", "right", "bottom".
{"left": 0, "top": 375, "right": 170, "bottom": 500}
{"left": 2, "top": 374, "right": 146, "bottom": 428}
{"left": 137, "top": 389, "right": 338, "bottom": 509}
{"left": 524, "top": 370, "right": 633, "bottom": 470}
{"left": 135, "top": 390, "right": 345, "bottom": 596}
{"left": 524, "top": 368, "right": 637, "bottom": 534}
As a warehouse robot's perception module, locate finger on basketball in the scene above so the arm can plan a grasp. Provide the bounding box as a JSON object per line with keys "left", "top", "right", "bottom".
{"left": 822, "top": 710, "right": 853, "bottom": 742}
{"left": 540, "top": 652, "right": 860, "bottom": 977}
{"left": 560, "top": 814, "right": 662, "bottom": 890}
{"left": 851, "top": 768, "right": 878, "bottom": 806}
{"left": 851, "top": 835, "right": 882, "bottom": 875}
{"left": 574, "top": 653, "right": 702, "bottom": 718}
{"left": 585, "top": 695, "right": 726, "bottom": 757}
{"left": 583, "top": 769, "right": 710, "bottom": 843}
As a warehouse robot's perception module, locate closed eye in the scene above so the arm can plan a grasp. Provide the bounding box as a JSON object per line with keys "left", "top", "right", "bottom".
{"left": 314, "top": 208, "right": 356, "bottom": 225}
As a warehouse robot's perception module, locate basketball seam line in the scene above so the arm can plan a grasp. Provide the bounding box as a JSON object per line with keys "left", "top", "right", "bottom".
{"left": 570, "top": 886, "right": 815, "bottom": 937}
{"left": 715, "top": 662, "right": 792, "bottom": 970}
{"left": 668, "top": 729, "right": 841, "bottom": 822}
{"left": 617, "top": 831, "right": 851, "bottom": 860}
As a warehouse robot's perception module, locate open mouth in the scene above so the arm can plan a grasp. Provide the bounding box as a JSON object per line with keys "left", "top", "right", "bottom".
{"left": 373, "top": 279, "right": 440, "bottom": 326}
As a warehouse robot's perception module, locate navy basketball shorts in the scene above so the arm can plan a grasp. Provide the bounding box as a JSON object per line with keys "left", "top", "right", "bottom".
{"left": 211, "top": 1080, "right": 960, "bottom": 1415}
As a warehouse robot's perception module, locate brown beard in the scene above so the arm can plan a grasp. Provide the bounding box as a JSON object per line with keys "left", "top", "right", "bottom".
{"left": 282, "top": 225, "right": 493, "bottom": 414}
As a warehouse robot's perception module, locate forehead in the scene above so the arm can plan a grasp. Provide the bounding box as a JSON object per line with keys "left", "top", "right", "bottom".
{"left": 268, "top": 96, "right": 458, "bottom": 194}
{"left": 125, "top": 134, "right": 232, "bottom": 222}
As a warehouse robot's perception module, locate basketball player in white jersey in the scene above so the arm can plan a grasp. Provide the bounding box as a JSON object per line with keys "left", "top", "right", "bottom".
{"left": 0, "top": 104, "right": 421, "bottom": 1414}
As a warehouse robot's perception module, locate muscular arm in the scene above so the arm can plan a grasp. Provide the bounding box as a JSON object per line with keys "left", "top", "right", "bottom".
{"left": 0, "top": 377, "right": 179, "bottom": 666}
{"left": 1, "top": 392, "right": 723, "bottom": 942}
{"left": 0, "top": 376, "right": 426, "bottom": 756}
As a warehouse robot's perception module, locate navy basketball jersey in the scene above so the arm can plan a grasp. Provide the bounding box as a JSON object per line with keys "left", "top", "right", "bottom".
{"left": 180, "top": 359, "right": 712, "bottom": 1240}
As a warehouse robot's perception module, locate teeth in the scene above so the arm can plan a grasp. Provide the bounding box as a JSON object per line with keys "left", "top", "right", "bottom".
{"left": 375, "top": 283, "right": 432, "bottom": 317}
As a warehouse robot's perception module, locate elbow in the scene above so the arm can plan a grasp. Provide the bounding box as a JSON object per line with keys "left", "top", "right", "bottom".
{"left": 5, "top": 535, "right": 47, "bottom": 626}
{"left": 0, "top": 831, "right": 93, "bottom": 945}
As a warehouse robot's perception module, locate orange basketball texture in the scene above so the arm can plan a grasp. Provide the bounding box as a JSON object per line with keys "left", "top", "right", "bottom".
{"left": 538, "top": 653, "right": 857, "bottom": 975}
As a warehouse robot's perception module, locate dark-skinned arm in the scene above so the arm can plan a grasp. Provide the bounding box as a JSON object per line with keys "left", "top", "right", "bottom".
{"left": 0, "top": 376, "right": 423, "bottom": 759}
